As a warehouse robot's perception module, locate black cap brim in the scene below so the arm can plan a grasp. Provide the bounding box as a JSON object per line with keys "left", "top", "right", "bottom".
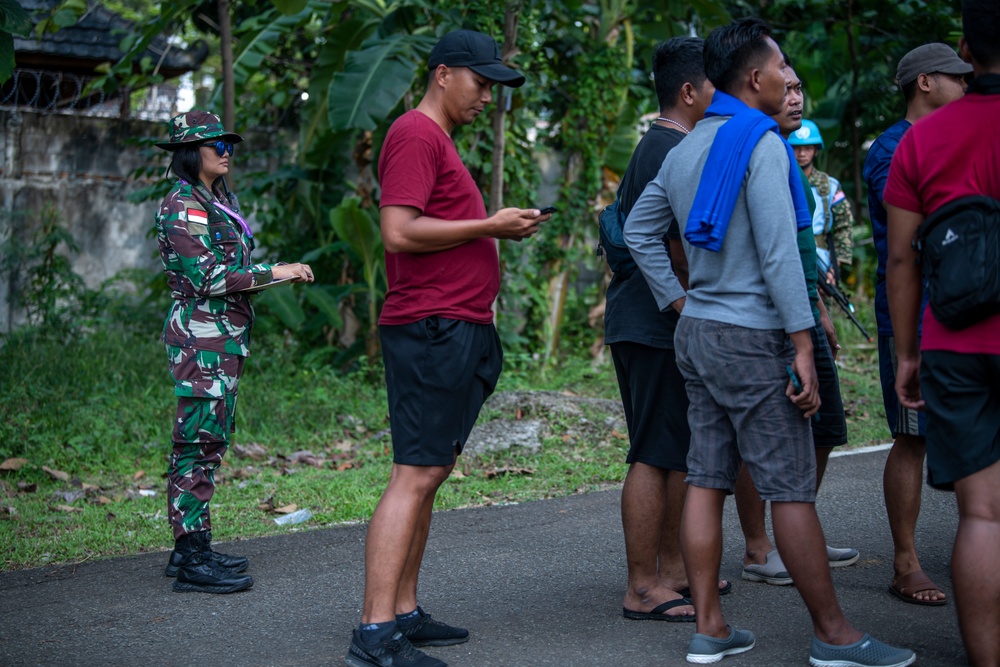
{"left": 469, "top": 63, "right": 525, "bottom": 88}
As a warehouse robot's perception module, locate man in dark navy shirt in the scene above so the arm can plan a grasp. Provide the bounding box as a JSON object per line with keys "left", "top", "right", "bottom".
{"left": 863, "top": 42, "right": 968, "bottom": 607}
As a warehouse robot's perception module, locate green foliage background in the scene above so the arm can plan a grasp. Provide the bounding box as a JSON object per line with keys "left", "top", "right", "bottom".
{"left": 14, "top": 0, "right": 959, "bottom": 368}
{"left": 0, "top": 0, "right": 931, "bottom": 568}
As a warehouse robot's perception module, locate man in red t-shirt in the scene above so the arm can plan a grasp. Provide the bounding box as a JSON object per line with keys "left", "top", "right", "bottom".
{"left": 345, "top": 29, "right": 550, "bottom": 667}
{"left": 885, "top": 1, "right": 1000, "bottom": 663}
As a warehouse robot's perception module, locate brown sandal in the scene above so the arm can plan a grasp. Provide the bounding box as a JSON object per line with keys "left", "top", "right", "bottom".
{"left": 889, "top": 570, "right": 947, "bottom": 606}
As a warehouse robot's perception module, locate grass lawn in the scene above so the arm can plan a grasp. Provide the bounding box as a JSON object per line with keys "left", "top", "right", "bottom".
{"left": 0, "top": 299, "right": 889, "bottom": 571}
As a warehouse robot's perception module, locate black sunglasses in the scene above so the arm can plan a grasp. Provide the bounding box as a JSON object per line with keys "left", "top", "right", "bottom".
{"left": 201, "top": 140, "right": 235, "bottom": 157}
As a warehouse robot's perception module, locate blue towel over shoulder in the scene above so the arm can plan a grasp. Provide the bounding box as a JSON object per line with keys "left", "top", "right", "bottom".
{"left": 684, "top": 91, "right": 812, "bottom": 252}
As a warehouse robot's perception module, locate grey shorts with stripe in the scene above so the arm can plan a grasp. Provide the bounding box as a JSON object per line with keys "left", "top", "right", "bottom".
{"left": 878, "top": 335, "right": 926, "bottom": 437}
{"left": 674, "top": 317, "right": 817, "bottom": 502}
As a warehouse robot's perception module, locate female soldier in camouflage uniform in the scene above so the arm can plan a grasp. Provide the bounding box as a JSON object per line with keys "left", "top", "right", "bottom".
{"left": 155, "top": 110, "right": 313, "bottom": 593}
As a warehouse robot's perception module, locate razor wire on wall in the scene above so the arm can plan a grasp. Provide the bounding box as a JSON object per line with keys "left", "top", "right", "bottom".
{"left": 0, "top": 69, "right": 178, "bottom": 120}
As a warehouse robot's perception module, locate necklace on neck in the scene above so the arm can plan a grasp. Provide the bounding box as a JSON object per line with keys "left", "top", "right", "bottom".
{"left": 655, "top": 117, "right": 690, "bottom": 134}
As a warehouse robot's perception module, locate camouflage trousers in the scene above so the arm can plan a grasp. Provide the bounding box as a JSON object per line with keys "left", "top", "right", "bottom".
{"left": 165, "top": 345, "right": 245, "bottom": 539}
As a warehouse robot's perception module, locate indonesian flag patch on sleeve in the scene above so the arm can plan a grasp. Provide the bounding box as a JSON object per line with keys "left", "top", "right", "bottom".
{"left": 187, "top": 208, "right": 208, "bottom": 225}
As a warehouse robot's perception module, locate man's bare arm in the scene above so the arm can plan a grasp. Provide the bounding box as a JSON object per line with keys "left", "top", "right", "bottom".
{"left": 380, "top": 205, "right": 549, "bottom": 254}
{"left": 886, "top": 203, "right": 925, "bottom": 409}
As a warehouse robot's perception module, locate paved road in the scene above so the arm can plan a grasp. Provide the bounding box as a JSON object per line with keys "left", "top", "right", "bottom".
{"left": 0, "top": 447, "right": 965, "bottom": 667}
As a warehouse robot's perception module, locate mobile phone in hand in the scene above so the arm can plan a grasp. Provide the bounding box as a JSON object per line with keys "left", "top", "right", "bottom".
{"left": 785, "top": 364, "right": 803, "bottom": 392}
{"left": 537, "top": 206, "right": 558, "bottom": 215}
{"left": 786, "top": 364, "right": 820, "bottom": 422}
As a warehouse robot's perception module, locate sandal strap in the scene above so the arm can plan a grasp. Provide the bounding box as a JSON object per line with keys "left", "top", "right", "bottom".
{"left": 894, "top": 570, "right": 940, "bottom": 595}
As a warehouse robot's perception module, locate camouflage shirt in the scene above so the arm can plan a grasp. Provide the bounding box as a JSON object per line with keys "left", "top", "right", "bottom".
{"left": 156, "top": 180, "right": 273, "bottom": 355}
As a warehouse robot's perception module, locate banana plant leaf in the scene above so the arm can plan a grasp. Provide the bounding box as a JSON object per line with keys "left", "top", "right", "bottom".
{"left": 303, "top": 283, "right": 353, "bottom": 331}
{"left": 329, "top": 196, "right": 382, "bottom": 275}
{"left": 255, "top": 284, "right": 305, "bottom": 330}
{"left": 327, "top": 35, "right": 417, "bottom": 132}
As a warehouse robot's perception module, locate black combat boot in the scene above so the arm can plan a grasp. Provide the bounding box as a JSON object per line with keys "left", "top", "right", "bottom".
{"left": 164, "top": 530, "right": 249, "bottom": 577}
{"left": 171, "top": 532, "right": 254, "bottom": 594}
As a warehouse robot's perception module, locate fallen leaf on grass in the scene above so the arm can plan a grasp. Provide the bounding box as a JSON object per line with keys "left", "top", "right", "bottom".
{"left": 17, "top": 482, "right": 37, "bottom": 493}
{"left": 133, "top": 470, "right": 146, "bottom": 481}
{"left": 53, "top": 490, "right": 86, "bottom": 503}
{"left": 96, "top": 496, "right": 113, "bottom": 505}
{"left": 2, "top": 506, "right": 16, "bottom": 518}
{"left": 79, "top": 483, "right": 101, "bottom": 492}
{"left": 328, "top": 439, "right": 353, "bottom": 453}
{"left": 55, "top": 504, "right": 83, "bottom": 513}
{"left": 232, "top": 443, "right": 269, "bottom": 460}
{"left": 610, "top": 429, "right": 628, "bottom": 441}
{"left": 42, "top": 466, "right": 70, "bottom": 482}
{"left": 105, "top": 512, "right": 116, "bottom": 521}
{"left": 258, "top": 495, "right": 276, "bottom": 512}
{"left": 1, "top": 458, "right": 29, "bottom": 471}
{"left": 329, "top": 452, "right": 357, "bottom": 471}
{"left": 274, "top": 503, "right": 298, "bottom": 514}
{"left": 483, "top": 467, "right": 534, "bottom": 479}
{"left": 287, "top": 450, "right": 325, "bottom": 468}
{"left": 450, "top": 469, "right": 466, "bottom": 480}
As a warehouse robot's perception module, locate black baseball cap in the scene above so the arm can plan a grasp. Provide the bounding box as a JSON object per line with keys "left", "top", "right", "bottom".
{"left": 428, "top": 29, "right": 526, "bottom": 88}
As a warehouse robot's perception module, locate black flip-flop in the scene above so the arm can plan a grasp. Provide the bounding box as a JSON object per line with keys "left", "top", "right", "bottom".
{"left": 678, "top": 580, "right": 733, "bottom": 598}
{"left": 623, "top": 597, "right": 695, "bottom": 622}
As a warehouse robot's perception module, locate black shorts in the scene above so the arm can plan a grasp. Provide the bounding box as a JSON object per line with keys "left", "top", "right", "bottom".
{"left": 380, "top": 317, "right": 503, "bottom": 466}
{"left": 610, "top": 342, "right": 690, "bottom": 472}
{"left": 920, "top": 350, "right": 1000, "bottom": 490}
{"left": 811, "top": 324, "right": 848, "bottom": 448}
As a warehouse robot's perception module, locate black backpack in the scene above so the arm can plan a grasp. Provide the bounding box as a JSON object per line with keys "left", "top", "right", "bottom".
{"left": 914, "top": 195, "right": 1000, "bottom": 330}
{"left": 597, "top": 198, "right": 638, "bottom": 278}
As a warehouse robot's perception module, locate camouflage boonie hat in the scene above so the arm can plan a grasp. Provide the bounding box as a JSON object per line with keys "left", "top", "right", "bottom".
{"left": 155, "top": 110, "right": 244, "bottom": 151}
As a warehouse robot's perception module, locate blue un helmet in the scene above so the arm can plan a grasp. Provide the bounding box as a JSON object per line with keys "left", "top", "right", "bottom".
{"left": 788, "top": 119, "right": 824, "bottom": 149}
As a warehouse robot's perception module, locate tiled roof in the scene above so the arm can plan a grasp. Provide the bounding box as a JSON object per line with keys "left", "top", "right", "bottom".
{"left": 14, "top": 0, "right": 207, "bottom": 77}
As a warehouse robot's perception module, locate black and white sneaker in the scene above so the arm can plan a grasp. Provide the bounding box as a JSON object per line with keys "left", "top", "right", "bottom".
{"left": 345, "top": 629, "right": 447, "bottom": 667}
{"left": 401, "top": 607, "right": 469, "bottom": 647}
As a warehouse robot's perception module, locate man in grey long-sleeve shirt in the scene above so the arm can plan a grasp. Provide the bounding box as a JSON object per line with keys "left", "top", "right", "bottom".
{"left": 625, "top": 17, "right": 915, "bottom": 667}
{"left": 626, "top": 114, "right": 814, "bottom": 333}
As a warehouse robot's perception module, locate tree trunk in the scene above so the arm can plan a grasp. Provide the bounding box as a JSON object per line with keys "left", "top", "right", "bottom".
{"left": 490, "top": 1, "right": 523, "bottom": 325}
{"left": 845, "top": 0, "right": 864, "bottom": 289}
{"left": 847, "top": 0, "right": 863, "bottom": 220}
{"left": 488, "top": 1, "right": 522, "bottom": 215}
{"left": 218, "top": 0, "right": 235, "bottom": 169}
{"left": 544, "top": 152, "right": 581, "bottom": 364}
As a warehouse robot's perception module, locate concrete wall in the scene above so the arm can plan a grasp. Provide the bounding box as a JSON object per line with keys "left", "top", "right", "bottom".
{"left": 0, "top": 110, "right": 162, "bottom": 331}
{"left": 0, "top": 110, "right": 284, "bottom": 333}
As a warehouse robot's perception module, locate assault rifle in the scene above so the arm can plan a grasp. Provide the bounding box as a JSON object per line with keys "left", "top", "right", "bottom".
{"left": 818, "top": 279, "right": 873, "bottom": 342}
